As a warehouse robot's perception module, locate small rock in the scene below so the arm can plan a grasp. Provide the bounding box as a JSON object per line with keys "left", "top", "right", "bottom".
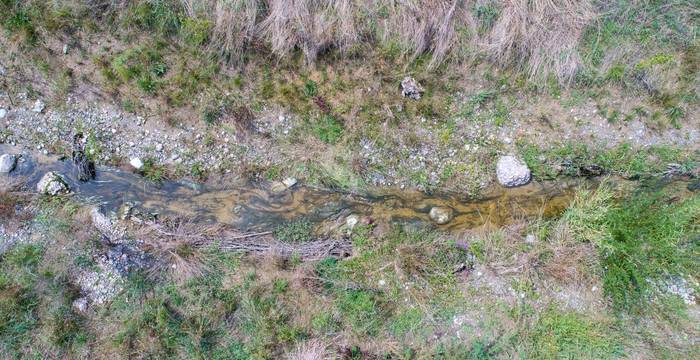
{"left": 282, "top": 177, "right": 297, "bottom": 188}
{"left": 0, "top": 108, "right": 6, "bottom": 118}
{"left": 400, "top": 76, "right": 424, "bottom": 100}
{"left": 429, "top": 207, "right": 453, "bottom": 225}
{"left": 496, "top": 155, "right": 531, "bottom": 188}
{"left": 0, "top": 154, "right": 17, "bottom": 173}
{"left": 32, "top": 99, "right": 45, "bottom": 113}
{"left": 525, "top": 234, "right": 537, "bottom": 244}
{"left": 129, "top": 157, "right": 144, "bottom": 170}
{"left": 62, "top": 44, "right": 69, "bottom": 55}
{"left": 72, "top": 297, "right": 88, "bottom": 312}
{"left": 37, "top": 171, "right": 70, "bottom": 195}
{"left": 346, "top": 214, "right": 360, "bottom": 230}
{"left": 155, "top": 143, "right": 163, "bottom": 152}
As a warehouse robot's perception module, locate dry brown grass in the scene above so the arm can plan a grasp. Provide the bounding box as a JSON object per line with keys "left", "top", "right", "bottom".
{"left": 259, "top": 0, "right": 359, "bottom": 65}
{"left": 286, "top": 338, "right": 334, "bottom": 360}
{"left": 376, "top": 0, "right": 472, "bottom": 69}
{"left": 485, "top": 0, "right": 595, "bottom": 83}
{"left": 18, "top": 1, "right": 600, "bottom": 84}
{"left": 181, "top": 0, "right": 262, "bottom": 63}
{"left": 468, "top": 218, "right": 599, "bottom": 285}
{"left": 137, "top": 218, "right": 223, "bottom": 282}
{"left": 184, "top": 0, "right": 595, "bottom": 78}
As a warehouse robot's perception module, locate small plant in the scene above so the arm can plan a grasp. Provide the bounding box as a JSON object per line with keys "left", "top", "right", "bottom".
{"left": 337, "top": 290, "right": 383, "bottom": 336}
{"left": 312, "top": 115, "right": 344, "bottom": 144}
{"left": 665, "top": 105, "right": 684, "bottom": 128}
{"left": 190, "top": 162, "right": 206, "bottom": 180}
{"left": 141, "top": 157, "right": 166, "bottom": 183}
{"left": 273, "top": 219, "right": 314, "bottom": 243}
{"left": 475, "top": 4, "right": 499, "bottom": 34}
{"left": 181, "top": 17, "right": 211, "bottom": 47}
{"left": 202, "top": 104, "right": 222, "bottom": 125}
{"left": 136, "top": 74, "right": 156, "bottom": 94}
{"left": 528, "top": 308, "right": 623, "bottom": 359}
{"left": 605, "top": 64, "right": 625, "bottom": 82}
{"left": 303, "top": 80, "right": 318, "bottom": 98}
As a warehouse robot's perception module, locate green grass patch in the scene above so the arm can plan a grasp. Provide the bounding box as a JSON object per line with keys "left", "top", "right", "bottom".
{"left": 562, "top": 185, "right": 700, "bottom": 314}
{"left": 311, "top": 114, "right": 344, "bottom": 144}
{"left": 526, "top": 308, "right": 623, "bottom": 359}
{"left": 273, "top": 219, "right": 314, "bottom": 243}
{"left": 519, "top": 142, "right": 696, "bottom": 179}
{"left": 601, "top": 191, "right": 699, "bottom": 313}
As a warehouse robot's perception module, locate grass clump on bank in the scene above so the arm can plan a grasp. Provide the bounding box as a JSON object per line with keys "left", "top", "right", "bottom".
{"left": 562, "top": 184, "right": 699, "bottom": 314}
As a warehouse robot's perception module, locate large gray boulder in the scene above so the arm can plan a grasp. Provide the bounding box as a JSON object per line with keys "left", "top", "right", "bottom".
{"left": 0, "top": 154, "right": 16, "bottom": 173}
{"left": 496, "top": 155, "right": 531, "bottom": 188}
{"left": 37, "top": 171, "right": 70, "bottom": 195}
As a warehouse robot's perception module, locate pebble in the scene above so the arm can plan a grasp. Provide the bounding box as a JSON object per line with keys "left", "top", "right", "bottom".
{"left": 32, "top": 99, "right": 45, "bottom": 113}
{"left": 282, "top": 177, "right": 297, "bottom": 188}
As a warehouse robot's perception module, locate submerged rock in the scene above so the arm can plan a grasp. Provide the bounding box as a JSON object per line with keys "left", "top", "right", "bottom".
{"left": 400, "top": 76, "right": 424, "bottom": 100}
{"left": 429, "top": 207, "right": 453, "bottom": 225}
{"left": 37, "top": 171, "right": 70, "bottom": 195}
{"left": 0, "top": 154, "right": 17, "bottom": 173}
{"left": 271, "top": 178, "right": 298, "bottom": 193}
{"left": 496, "top": 155, "right": 531, "bottom": 188}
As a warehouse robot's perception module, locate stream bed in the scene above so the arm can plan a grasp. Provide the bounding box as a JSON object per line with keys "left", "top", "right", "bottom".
{"left": 3, "top": 145, "right": 695, "bottom": 232}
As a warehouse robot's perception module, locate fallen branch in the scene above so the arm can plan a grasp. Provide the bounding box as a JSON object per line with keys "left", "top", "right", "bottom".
{"left": 136, "top": 218, "right": 352, "bottom": 261}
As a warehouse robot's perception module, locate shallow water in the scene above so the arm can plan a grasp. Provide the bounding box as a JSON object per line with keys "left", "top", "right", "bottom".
{"left": 3, "top": 145, "right": 692, "bottom": 232}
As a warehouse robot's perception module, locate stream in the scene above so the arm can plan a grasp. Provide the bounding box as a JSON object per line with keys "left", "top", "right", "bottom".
{"left": 2, "top": 145, "right": 695, "bottom": 232}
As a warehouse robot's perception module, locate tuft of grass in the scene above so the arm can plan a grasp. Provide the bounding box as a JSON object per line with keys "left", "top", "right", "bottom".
{"left": 336, "top": 289, "right": 383, "bottom": 336}
{"left": 141, "top": 157, "right": 167, "bottom": 183}
{"left": 311, "top": 114, "right": 344, "bottom": 144}
{"left": 562, "top": 185, "right": 700, "bottom": 314}
{"left": 527, "top": 308, "right": 623, "bottom": 359}
{"left": 273, "top": 219, "right": 314, "bottom": 243}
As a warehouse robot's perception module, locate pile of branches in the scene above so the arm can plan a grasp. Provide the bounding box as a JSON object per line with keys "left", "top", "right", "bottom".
{"left": 138, "top": 218, "right": 352, "bottom": 261}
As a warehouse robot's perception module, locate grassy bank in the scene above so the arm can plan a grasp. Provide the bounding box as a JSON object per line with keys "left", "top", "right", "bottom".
{"left": 0, "top": 1, "right": 697, "bottom": 193}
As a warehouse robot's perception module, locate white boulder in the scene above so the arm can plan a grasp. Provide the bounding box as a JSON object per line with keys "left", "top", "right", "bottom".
{"left": 496, "top": 155, "right": 531, "bottom": 188}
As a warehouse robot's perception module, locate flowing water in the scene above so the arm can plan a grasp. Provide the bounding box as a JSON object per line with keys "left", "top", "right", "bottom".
{"left": 3, "top": 145, "right": 694, "bottom": 232}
